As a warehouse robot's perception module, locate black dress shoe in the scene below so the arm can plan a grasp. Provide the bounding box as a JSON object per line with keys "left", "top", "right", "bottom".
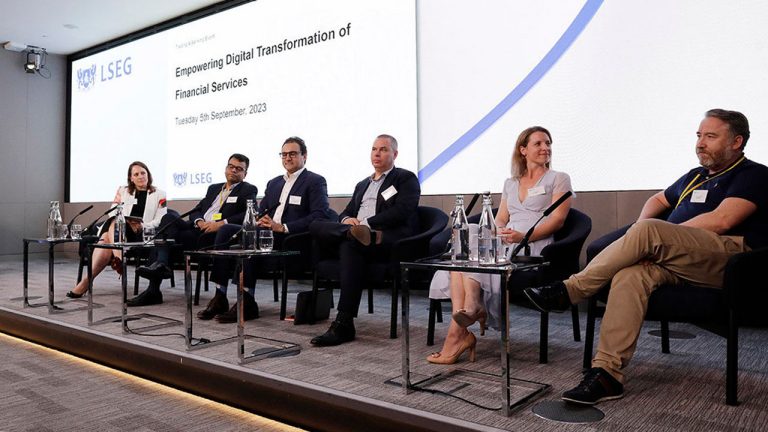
{"left": 562, "top": 367, "right": 624, "bottom": 405}
{"left": 523, "top": 281, "right": 571, "bottom": 312}
{"left": 126, "top": 289, "right": 163, "bottom": 307}
{"left": 66, "top": 290, "right": 86, "bottom": 299}
{"left": 136, "top": 262, "right": 172, "bottom": 280}
{"left": 215, "top": 293, "right": 259, "bottom": 323}
{"left": 310, "top": 320, "right": 356, "bottom": 346}
{"left": 196, "top": 291, "right": 229, "bottom": 320}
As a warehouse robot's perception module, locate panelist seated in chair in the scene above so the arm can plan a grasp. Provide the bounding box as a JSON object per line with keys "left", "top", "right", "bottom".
{"left": 427, "top": 126, "right": 573, "bottom": 365}
{"left": 67, "top": 161, "right": 167, "bottom": 298}
{"left": 130, "top": 153, "right": 258, "bottom": 307}
{"left": 198, "top": 136, "right": 331, "bottom": 323}
{"left": 309, "top": 134, "right": 421, "bottom": 346}
{"left": 524, "top": 109, "right": 768, "bottom": 405}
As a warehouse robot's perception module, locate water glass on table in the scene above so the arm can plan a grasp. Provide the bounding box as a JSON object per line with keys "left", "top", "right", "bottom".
{"left": 143, "top": 226, "right": 156, "bottom": 243}
{"left": 259, "top": 229, "right": 274, "bottom": 252}
{"left": 70, "top": 224, "right": 83, "bottom": 240}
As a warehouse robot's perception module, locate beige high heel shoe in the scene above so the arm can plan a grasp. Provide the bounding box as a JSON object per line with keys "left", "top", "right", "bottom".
{"left": 426, "top": 332, "right": 477, "bottom": 364}
{"left": 452, "top": 309, "right": 487, "bottom": 336}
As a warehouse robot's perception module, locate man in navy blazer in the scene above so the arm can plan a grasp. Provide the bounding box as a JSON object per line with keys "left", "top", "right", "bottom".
{"left": 310, "top": 134, "right": 421, "bottom": 346}
{"left": 198, "top": 137, "right": 331, "bottom": 322}
{"left": 130, "top": 153, "right": 258, "bottom": 306}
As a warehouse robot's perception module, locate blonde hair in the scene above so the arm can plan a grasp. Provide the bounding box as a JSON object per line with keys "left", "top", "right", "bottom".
{"left": 511, "top": 126, "right": 552, "bottom": 179}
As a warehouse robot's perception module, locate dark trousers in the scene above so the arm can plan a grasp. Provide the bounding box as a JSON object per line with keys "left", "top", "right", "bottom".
{"left": 309, "top": 221, "right": 390, "bottom": 316}
{"left": 148, "top": 214, "right": 215, "bottom": 290}
{"left": 208, "top": 224, "right": 285, "bottom": 292}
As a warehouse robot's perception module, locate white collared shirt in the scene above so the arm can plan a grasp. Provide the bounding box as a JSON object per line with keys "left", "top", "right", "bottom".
{"left": 272, "top": 168, "right": 305, "bottom": 224}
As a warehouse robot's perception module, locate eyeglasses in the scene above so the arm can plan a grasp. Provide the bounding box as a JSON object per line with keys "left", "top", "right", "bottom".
{"left": 226, "top": 164, "right": 246, "bottom": 173}
{"left": 279, "top": 151, "right": 300, "bottom": 159}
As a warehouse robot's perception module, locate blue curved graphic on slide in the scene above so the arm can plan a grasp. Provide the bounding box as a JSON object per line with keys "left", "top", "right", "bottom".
{"left": 418, "top": 0, "right": 604, "bottom": 183}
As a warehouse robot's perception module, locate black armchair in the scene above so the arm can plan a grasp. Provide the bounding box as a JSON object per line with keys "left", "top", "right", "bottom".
{"left": 581, "top": 224, "right": 768, "bottom": 405}
{"left": 427, "top": 208, "right": 592, "bottom": 364}
{"left": 312, "top": 206, "right": 449, "bottom": 338}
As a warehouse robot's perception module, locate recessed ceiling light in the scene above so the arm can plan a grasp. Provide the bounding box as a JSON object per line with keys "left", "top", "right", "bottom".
{"left": 63, "top": 23, "right": 79, "bottom": 30}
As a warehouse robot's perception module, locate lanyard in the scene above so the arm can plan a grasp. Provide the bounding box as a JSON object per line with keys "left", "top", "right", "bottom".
{"left": 218, "top": 185, "right": 233, "bottom": 207}
{"left": 675, "top": 156, "right": 745, "bottom": 209}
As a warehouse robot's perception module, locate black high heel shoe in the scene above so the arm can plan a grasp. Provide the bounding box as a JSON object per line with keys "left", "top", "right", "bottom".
{"left": 66, "top": 290, "right": 86, "bottom": 299}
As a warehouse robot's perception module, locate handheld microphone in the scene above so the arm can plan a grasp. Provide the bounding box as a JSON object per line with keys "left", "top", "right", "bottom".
{"left": 67, "top": 205, "right": 93, "bottom": 237}
{"left": 510, "top": 191, "right": 572, "bottom": 259}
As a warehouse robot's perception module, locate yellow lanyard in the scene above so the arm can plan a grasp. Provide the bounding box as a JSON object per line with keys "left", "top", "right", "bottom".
{"left": 218, "top": 185, "right": 232, "bottom": 207}
{"left": 675, "top": 156, "right": 745, "bottom": 209}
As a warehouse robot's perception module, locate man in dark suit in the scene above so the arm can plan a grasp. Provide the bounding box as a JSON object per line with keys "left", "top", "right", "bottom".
{"left": 197, "top": 137, "right": 331, "bottom": 322}
{"left": 309, "top": 134, "right": 421, "bottom": 346}
{"left": 129, "top": 153, "right": 258, "bottom": 306}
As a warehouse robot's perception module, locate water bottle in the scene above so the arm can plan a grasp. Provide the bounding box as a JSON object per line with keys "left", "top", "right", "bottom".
{"left": 478, "top": 192, "right": 497, "bottom": 266}
{"left": 241, "top": 199, "right": 258, "bottom": 250}
{"left": 450, "top": 195, "right": 470, "bottom": 263}
{"left": 47, "top": 201, "right": 62, "bottom": 240}
{"left": 114, "top": 203, "right": 126, "bottom": 243}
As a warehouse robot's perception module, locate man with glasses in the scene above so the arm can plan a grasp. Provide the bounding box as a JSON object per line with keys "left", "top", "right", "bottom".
{"left": 197, "top": 137, "right": 331, "bottom": 322}
{"left": 309, "top": 134, "right": 421, "bottom": 346}
{"left": 130, "top": 153, "right": 258, "bottom": 306}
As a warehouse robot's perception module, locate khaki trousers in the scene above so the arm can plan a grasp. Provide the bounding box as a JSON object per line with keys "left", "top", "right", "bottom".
{"left": 564, "top": 219, "right": 746, "bottom": 383}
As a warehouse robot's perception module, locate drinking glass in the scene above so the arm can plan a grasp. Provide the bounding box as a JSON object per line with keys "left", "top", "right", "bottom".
{"left": 70, "top": 224, "right": 83, "bottom": 240}
{"left": 56, "top": 224, "right": 69, "bottom": 240}
{"left": 143, "top": 226, "right": 156, "bottom": 243}
{"left": 259, "top": 229, "right": 274, "bottom": 252}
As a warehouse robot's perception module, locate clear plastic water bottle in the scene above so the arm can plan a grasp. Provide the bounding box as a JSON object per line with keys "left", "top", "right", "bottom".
{"left": 450, "top": 195, "right": 470, "bottom": 263}
{"left": 241, "top": 199, "right": 258, "bottom": 250}
{"left": 47, "top": 201, "right": 62, "bottom": 240}
{"left": 478, "top": 192, "right": 497, "bottom": 266}
{"left": 114, "top": 203, "right": 126, "bottom": 243}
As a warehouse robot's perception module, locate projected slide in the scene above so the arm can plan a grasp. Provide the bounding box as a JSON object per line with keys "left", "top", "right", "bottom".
{"left": 70, "top": 0, "right": 417, "bottom": 202}
{"left": 417, "top": 0, "right": 768, "bottom": 194}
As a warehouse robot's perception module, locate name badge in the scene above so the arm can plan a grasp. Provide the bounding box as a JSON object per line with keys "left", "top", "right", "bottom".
{"left": 213, "top": 213, "right": 223, "bottom": 221}
{"left": 289, "top": 195, "right": 302, "bottom": 205}
{"left": 691, "top": 189, "right": 708, "bottom": 203}
{"left": 381, "top": 185, "right": 398, "bottom": 201}
{"left": 226, "top": 196, "right": 238, "bottom": 204}
{"left": 528, "top": 186, "right": 546, "bottom": 196}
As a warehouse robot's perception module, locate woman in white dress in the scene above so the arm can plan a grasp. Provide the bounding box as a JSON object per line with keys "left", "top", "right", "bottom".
{"left": 66, "top": 161, "right": 167, "bottom": 298}
{"left": 427, "top": 126, "right": 573, "bottom": 364}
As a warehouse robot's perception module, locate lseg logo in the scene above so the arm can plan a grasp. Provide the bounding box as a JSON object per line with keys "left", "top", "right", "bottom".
{"left": 76, "top": 56, "right": 133, "bottom": 91}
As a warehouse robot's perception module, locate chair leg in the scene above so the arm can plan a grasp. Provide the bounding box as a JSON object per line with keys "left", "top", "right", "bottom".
{"left": 539, "top": 311, "right": 549, "bottom": 364}
{"left": 273, "top": 277, "right": 279, "bottom": 302}
{"left": 203, "top": 269, "right": 209, "bottom": 292}
{"left": 134, "top": 268, "right": 140, "bottom": 295}
{"left": 170, "top": 269, "right": 175, "bottom": 288}
{"left": 368, "top": 285, "right": 374, "bottom": 314}
{"left": 726, "top": 309, "right": 738, "bottom": 406}
{"left": 427, "top": 299, "right": 438, "bottom": 346}
{"left": 660, "top": 320, "right": 671, "bottom": 354}
{"left": 571, "top": 305, "right": 581, "bottom": 342}
{"left": 389, "top": 278, "right": 399, "bottom": 339}
{"left": 436, "top": 303, "right": 444, "bottom": 323}
{"left": 583, "top": 297, "right": 597, "bottom": 370}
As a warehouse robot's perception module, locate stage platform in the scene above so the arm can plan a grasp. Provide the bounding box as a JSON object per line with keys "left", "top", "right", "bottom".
{"left": 2, "top": 255, "right": 767, "bottom": 431}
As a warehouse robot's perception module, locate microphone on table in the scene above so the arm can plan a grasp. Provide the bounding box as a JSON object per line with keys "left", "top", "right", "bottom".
{"left": 144, "top": 203, "right": 202, "bottom": 245}
{"left": 198, "top": 201, "right": 282, "bottom": 251}
{"left": 82, "top": 203, "right": 121, "bottom": 238}
{"left": 66, "top": 205, "right": 93, "bottom": 238}
{"left": 509, "top": 191, "right": 573, "bottom": 260}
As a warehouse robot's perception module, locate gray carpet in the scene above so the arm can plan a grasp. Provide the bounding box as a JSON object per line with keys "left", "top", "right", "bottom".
{"left": 2, "top": 254, "right": 768, "bottom": 431}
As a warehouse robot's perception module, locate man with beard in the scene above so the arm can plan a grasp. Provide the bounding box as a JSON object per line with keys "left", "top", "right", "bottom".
{"left": 524, "top": 109, "right": 768, "bottom": 405}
